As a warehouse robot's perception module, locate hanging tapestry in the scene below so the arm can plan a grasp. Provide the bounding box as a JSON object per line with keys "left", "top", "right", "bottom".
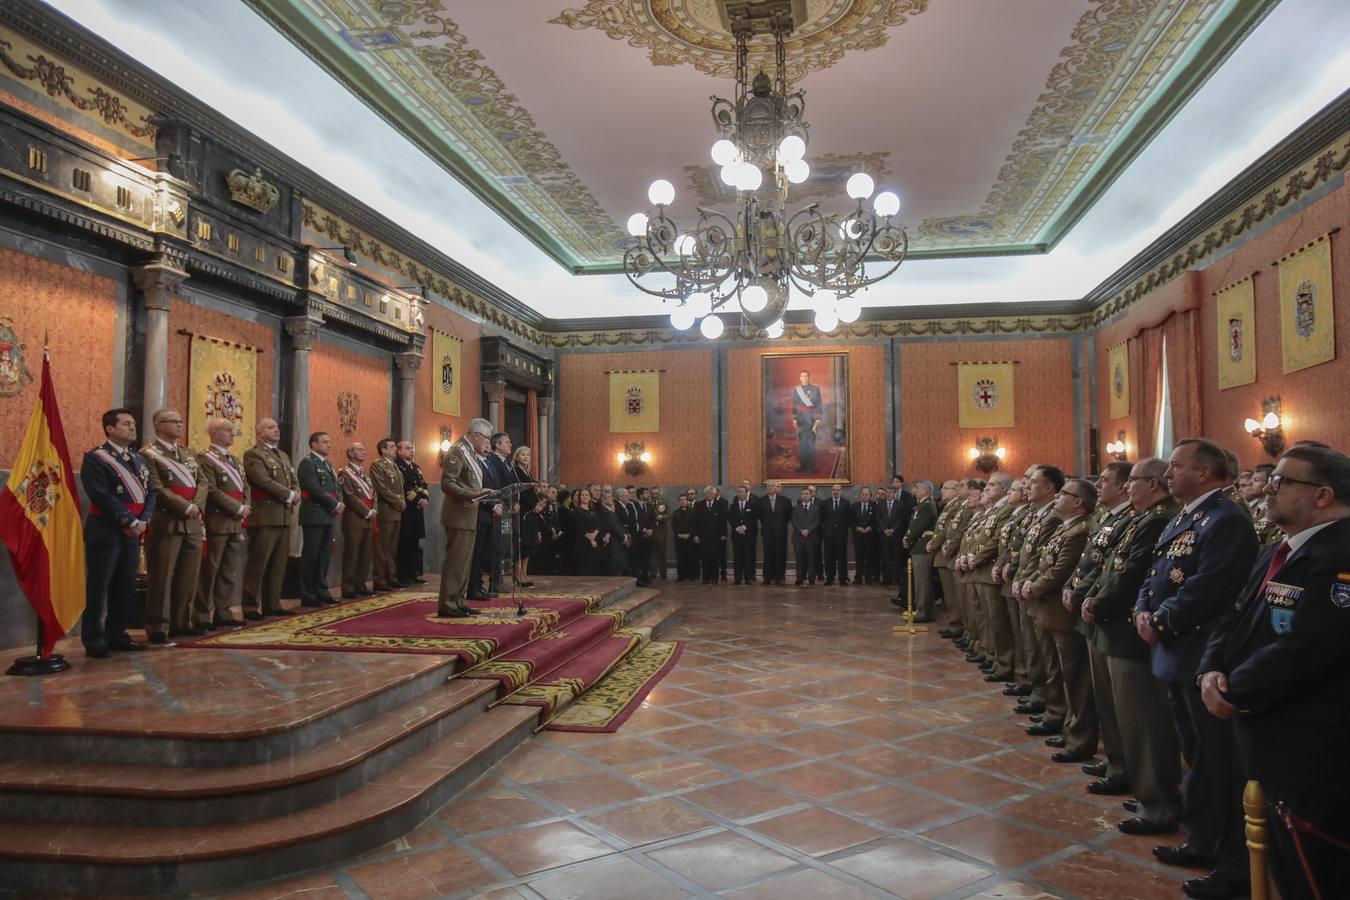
{"left": 608, "top": 370, "right": 660, "bottom": 433}
{"left": 431, "top": 328, "right": 461, "bottom": 416}
{"left": 1216, "top": 276, "right": 1256, "bottom": 389}
{"left": 187, "top": 334, "right": 259, "bottom": 452}
{"left": 957, "top": 362, "right": 1014, "bottom": 428}
{"left": 1278, "top": 234, "right": 1335, "bottom": 374}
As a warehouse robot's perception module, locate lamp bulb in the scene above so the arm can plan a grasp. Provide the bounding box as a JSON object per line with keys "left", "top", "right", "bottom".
{"left": 1262, "top": 411, "right": 1280, "bottom": 430}
{"left": 711, "top": 139, "right": 738, "bottom": 167}
{"left": 765, "top": 318, "right": 785, "bottom": 339}
{"left": 699, "top": 314, "right": 725, "bottom": 339}
{"left": 995, "top": 447, "right": 1007, "bottom": 459}
{"left": 438, "top": 439, "right": 452, "bottom": 453}
{"left": 873, "top": 190, "right": 901, "bottom": 217}
{"left": 616, "top": 452, "right": 627, "bottom": 464}
{"left": 647, "top": 179, "right": 675, "bottom": 206}
{"left": 670, "top": 305, "right": 696, "bottom": 331}
{"left": 1243, "top": 417, "right": 1260, "bottom": 434}
{"left": 814, "top": 308, "right": 839, "bottom": 333}
{"left": 626, "top": 212, "right": 649, "bottom": 237}
{"left": 777, "top": 134, "right": 806, "bottom": 162}
{"left": 688, "top": 291, "right": 712, "bottom": 318}
{"left": 720, "top": 164, "right": 739, "bottom": 187}
{"left": 738, "top": 163, "right": 763, "bottom": 192}
{"left": 836, "top": 295, "right": 861, "bottom": 324}
{"left": 639, "top": 451, "right": 652, "bottom": 463}
{"left": 968, "top": 448, "right": 980, "bottom": 460}
{"left": 846, "top": 172, "right": 875, "bottom": 200}
{"left": 674, "top": 233, "right": 696, "bottom": 256}
{"left": 784, "top": 158, "right": 810, "bottom": 185}
{"left": 741, "top": 284, "right": 768, "bottom": 313}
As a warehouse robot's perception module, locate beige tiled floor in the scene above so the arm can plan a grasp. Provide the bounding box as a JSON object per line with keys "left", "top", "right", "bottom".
{"left": 229, "top": 580, "right": 1195, "bottom": 899}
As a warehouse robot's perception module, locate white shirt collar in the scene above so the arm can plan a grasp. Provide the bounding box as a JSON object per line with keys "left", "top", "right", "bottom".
{"left": 1182, "top": 488, "right": 1222, "bottom": 516}
{"left": 156, "top": 438, "right": 177, "bottom": 452}
{"left": 1286, "top": 519, "right": 1338, "bottom": 552}
{"left": 1061, "top": 514, "right": 1085, "bottom": 528}
{"left": 210, "top": 444, "right": 231, "bottom": 455}
{"left": 263, "top": 442, "right": 278, "bottom": 450}
{"left": 994, "top": 495, "right": 1009, "bottom": 508}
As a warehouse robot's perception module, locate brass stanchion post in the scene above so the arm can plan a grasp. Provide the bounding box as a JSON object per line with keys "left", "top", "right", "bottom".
{"left": 893, "top": 558, "right": 928, "bottom": 635}
{"left": 1245, "top": 779, "right": 1271, "bottom": 900}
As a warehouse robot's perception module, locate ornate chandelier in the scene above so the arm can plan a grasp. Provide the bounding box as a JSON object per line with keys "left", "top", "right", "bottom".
{"left": 622, "top": 1, "right": 908, "bottom": 340}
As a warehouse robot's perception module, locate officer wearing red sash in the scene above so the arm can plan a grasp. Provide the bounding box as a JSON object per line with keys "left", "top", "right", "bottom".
{"left": 81, "top": 408, "right": 155, "bottom": 658}
{"left": 142, "top": 408, "right": 209, "bottom": 641}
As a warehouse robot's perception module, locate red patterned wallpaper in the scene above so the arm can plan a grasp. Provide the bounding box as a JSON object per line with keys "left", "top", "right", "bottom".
{"left": 0, "top": 247, "right": 118, "bottom": 462}
{"left": 558, "top": 349, "right": 713, "bottom": 485}
{"left": 166, "top": 299, "right": 274, "bottom": 438}
{"left": 901, "top": 339, "right": 1076, "bottom": 480}
{"left": 1096, "top": 178, "right": 1350, "bottom": 468}
{"left": 726, "top": 343, "right": 888, "bottom": 484}
{"left": 308, "top": 341, "right": 392, "bottom": 464}
{"left": 416, "top": 302, "right": 481, "bottom": 471}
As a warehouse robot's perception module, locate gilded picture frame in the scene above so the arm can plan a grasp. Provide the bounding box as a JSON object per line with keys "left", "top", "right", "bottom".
{"left": 761, "top": 351, "right": 851, "bottom": 484}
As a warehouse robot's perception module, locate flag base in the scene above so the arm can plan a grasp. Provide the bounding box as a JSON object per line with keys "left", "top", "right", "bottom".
{"left": 6, "top": 653, "right": 71, "bottom": 676}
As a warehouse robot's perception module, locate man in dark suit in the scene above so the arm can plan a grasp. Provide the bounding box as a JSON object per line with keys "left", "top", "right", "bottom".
{"left": 760, "top": 480, "right": 791, "bottom": 585}
{"left": 633, "top": 486, "right": 657, "bottom": 586}
{"left": 394, "top": 441, "right": 430, "bottom": 586}
{"left": 671, "top": 493, "right": 696, "bottom": 581}
{"left": 615, "top": 486, "right": 638, "bottom": 577}
{"left": 791, "top": 487, "right": 821, "bottom": 585}
{"left": 851, "top": 487, "right": 877, "bottom": 585}
{"left": 728, "top": 484, "right": 759, "bottom": 584}
{"left": 821, "top": 484, "right": 851, "bottom": 585}
{"left": 791, "top": 369, "right": 823, "bottom": 473}
{"left": 692, "top": 485, "right": 726, "bottom": 585}
{"left": 484, "top": 434, "right": 514, "bottom": 593}
{"left": 296, "top": 431, "right": 343, "bottom": 607}
{"left": 1134, "top": 439, "right": 1256, "bottom": 891}
{"left": 81, "top": 409, "right": 155, "bottom": 658}
{"left": 1196, "top": 446, "right": 1350, "bottom": 900}
{"left": 469, "top": 434, "right": 505, "bottom": 599}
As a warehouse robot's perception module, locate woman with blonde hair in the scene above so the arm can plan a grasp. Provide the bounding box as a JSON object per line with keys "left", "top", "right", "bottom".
{"left": 508, "top": 446, "right": 542, "bottom": 587}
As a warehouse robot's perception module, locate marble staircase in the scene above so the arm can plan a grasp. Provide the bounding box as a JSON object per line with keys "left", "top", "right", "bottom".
{"left": 0, "top": 577, "right": 680, "bottom": 895}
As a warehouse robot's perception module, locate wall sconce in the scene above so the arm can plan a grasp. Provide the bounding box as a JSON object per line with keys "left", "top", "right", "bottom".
{"left": 438, "top": 425, "right": 453, "bottom": 454}
{"left": 1105, "top": 431, "right": 1129, "bottom": 461}
{"left": 317, "top": 245, "right": 358, "bottom": 266}
{"left": 967, "top": 437, "right": 1006, "bottom": 474}
{"left": 616, "top": 441, "right": 652, "bottom": 476}
{"left": 1243, "top": 396, "right": 1286, "bottom": 457}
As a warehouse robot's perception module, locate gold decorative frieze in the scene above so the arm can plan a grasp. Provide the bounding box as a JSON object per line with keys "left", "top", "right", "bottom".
{"left": 226, "top": 167, "right": 280, "bottom": 214}
{"left": 0, "top": 25, "right": 156, "bottom": 147}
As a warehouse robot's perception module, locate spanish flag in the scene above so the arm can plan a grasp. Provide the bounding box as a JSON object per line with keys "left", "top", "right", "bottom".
{"left": 0, "top": 351, "right": 84, "bottom": 657}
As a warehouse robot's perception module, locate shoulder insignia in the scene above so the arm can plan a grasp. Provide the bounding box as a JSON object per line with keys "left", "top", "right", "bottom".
{"left": 1330, "top": 583, "right": 1350, "bottom": 609}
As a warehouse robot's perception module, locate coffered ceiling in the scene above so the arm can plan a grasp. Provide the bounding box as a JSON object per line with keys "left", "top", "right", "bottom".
{"left": 245, "top": 0, "right": 1276, "bottom": 273}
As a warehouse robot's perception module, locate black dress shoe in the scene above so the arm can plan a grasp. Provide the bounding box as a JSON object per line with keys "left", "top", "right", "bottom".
{"left": 359, "top": 590, "right": 377, "bottom": 597}
{"left": 1082, "top": 761, "right": 1108, "bottom": 777}
{"left": 979, "top": 664, "right": 995, "bottom": 673}
{"left": 1087, "top": 778, "right": 1132, "bottom": 796}
{"left": 938, "top": 628, "right": 956, "bottom": 638}
{"left": 267, "top": 608, "right": 296, "bottom": 616}
{"left": 1051, "top": 749, "right": 1093, "bottom": 763}
{"left": 1118, "top": 816, "right": 1178, "bottom": 836}
{"left": 341, "top": 592, "right": 359, "bottom": 600}
{"left": 148, "top": 632, "right": 169, "bottom": 645}
{"left": 1026, "top": 721, "right": 1062, "bottom": 736}
{"left": 110, "top": 640, "right": 147, "bottom": 652}
{"left": 301, "top": 601, "right": 325, "bottom": 608}
{"left": 1182, "top": 872, "right": 1247, "bottom": 899}
{"left": 1015, "top": 700, "right": 1047, "bottom": 715}
{"left": 437, "top": 608, "right": 471, "bottom": 618}
{"left": 184, "top": 627, "right": 209, "bottom": 637}
{"left": 519, "top": 580, "right": 535, "bottom": 588}
{"left": 1153, "top": 843, "right": 1214, "bottom": 869}
{"left": 243, "top": 611, "right": 264, "bottom": 621}
{"left": 215, "top": 618, "right": 245, "bottom": 628}
{"left": 983, "top": 673, "right": 1010, "bottom": 683}
{"left": 1044, "top": 735, "right": 1065, "bottom": 748}
{"left": 911, "top": 615, "right": 933, "bottom": 623}
{"left": 1003, "top": 685, "right": 1032, "bottom": 697}
{"left": 1123, "top": 799, "right": 1139, "bottom": 813}
{"left": 84, "top": 644, "right": 110, "bottom": 659}
{"left": 321, "top": 597, "right": 339, "bottom": 606}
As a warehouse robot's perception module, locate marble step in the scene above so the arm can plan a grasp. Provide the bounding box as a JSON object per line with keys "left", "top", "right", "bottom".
{"left": 0, "top": 704, "right": 540, "bottom": 896}
{"left": 0, "top": 678, "right": 498, "bottom": 826}
{"left": 0, "top": 653, "right": 458, "bottom": 767}
{"left": 622, "top": 594, "right": 683, "bottom": 641}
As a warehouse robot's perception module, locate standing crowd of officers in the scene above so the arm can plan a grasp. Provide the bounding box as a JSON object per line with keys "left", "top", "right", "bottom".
{"left": 918, "top": 439, "right": 1349, "bottom": 900}
{"left": 80, "top": 408, "right": 432, "bottom": 656}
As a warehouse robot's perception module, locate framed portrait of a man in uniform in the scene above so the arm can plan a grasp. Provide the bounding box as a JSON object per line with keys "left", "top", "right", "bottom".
{"left": 762, "top": 352, "right": 850, "bottom": 484}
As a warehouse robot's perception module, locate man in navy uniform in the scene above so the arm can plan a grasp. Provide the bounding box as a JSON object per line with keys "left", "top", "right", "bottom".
{"left": 791, "top": 369, "right": 822, "bottom": 473}
{"left": 296, "top": 431, "right": 344, "bottom": 607}
{"left": 81, "top": 408, "right": 155, "bottom": 658}
{"left": 1133, "top": 438, "right": 1256, "bottom": 891}
{"left": 1196, "top": 445, "right": 1350, "bottom": 900}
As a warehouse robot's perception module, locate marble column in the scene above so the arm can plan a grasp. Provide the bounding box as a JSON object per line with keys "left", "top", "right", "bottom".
{"left": 483, "top": 380, "right": 506, "bottom": 431}
{"left": 283, "top": 314, "right": 323, "bottom": 460}
{"left": 537, "top": 396, "right": 553, "bottom": 483}
{"left": 131, "top": 260, "right": 187, "bottom": 422}
{"left": 394, "top": 350, "right": 422, "bottom": 441}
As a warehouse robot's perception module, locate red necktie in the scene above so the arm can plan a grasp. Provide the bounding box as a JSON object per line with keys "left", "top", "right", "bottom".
{"left": 1260, "top": 540, "right": 1291, "bottom": 591}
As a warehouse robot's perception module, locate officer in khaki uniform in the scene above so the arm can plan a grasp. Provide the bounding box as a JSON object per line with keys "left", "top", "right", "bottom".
{"left": 1019, "top": 477, "right": 1094, "bottom": 756}
{"left": 900, "top": 481, "right": 938, "bottom": 620}
{"left": 927, "top": 481, "right": 967, "bottom": 637}
{"left": 196, "top": 417, "right": 249, "bottom": 628}
{"left": 1012, "top": 465, "right": 1065, "bottom": 718}
{"left": 141, "top": 409, "right": 209, "bottom": 640}
{"left": 995, "top": 488, "right": 1036, "bottom": 694}
{"left": 338, "top": 442, "right": 376, "bottom": 598}
{"left": 439, "top": 418, "right": 494, "bottom": 617}
{"left": 953, "top": 490, "right": 992, "bottom": 660}
{"left": 958, "top": 475, "right": 1017, "bottom": 680}
{"left": 370, "top": 438, "right": 406, "bottom": 590}
{"left": 242, "top": 418, "right": 298, "bottom": 619}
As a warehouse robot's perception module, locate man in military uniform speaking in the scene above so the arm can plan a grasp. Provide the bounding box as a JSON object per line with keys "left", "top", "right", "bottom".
{"left": 81, "top": 408, "right": 154, "bottom": 658}
{"left": 790, "top": 369, "right": 823, "bottom": 473}
{"left": 1197, "top": 445, "right": 1350, "bottom": 899}
{"left": 438, "top": 418, "right": 494, "bottom": 617}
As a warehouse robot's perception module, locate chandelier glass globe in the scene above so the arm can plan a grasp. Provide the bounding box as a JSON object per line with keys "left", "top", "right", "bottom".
{"left": 740, "top": 284, "right": 768, "bottom": 313}
{"left": 647, "top": 179, "right": 675, "bottom": 206}
{"left": 737, "top": 163, "right": 763, "bottom": 192}
{"left": 846, "top": 172, "right": 875, "bottom": 200}
{"left": 699, "top": 314, "right": 725, "bottom": 339}
{"left": 814, "top": 307, "right": 839, "bottom": 332}
{"left": 765, "top": 318, "right": 785, "bottom": 339}
{"left": 784, "top": 158, "right": 810, "bottom": 184}
{"left": 874, "top": 191, "right": 901, "bottom": 217}
{"left": 670, "top": 305, "right": 696, "bottom": 331}
{"left": 687, "top": 291, "right": 712, "bottom": 318}
{"left": 626, "top": 212, "right": 648, "bottom": 237}
{"left": 711, "top": 139, "right": 738, "bottom": 167}
{"left": 836, "top": 294, "right": 862, "bottom": 323}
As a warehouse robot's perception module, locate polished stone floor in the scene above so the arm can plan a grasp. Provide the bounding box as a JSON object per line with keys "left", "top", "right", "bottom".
{"left": 222, "top": 579, "right": 1191, "bottom": 900}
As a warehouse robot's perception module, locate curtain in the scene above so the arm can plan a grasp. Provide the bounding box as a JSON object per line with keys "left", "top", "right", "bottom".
{"left": 1163, "top": 309, "right": 1202, "bottom": 439}
{"left": 1130, "top": 324, "right": 1164, "bottom": 460}
{"left": 526, "top": 389, "right": 539, "bottom": 478}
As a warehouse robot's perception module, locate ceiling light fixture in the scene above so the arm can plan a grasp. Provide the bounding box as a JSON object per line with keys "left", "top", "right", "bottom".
{"left": 623, "top": 0, "right": 907, "bottom": 339}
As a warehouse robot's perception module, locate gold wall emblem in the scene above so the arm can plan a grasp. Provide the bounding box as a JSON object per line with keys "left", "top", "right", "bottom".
{"left": 226, "top": 167, "right": 280, "bottom": 214}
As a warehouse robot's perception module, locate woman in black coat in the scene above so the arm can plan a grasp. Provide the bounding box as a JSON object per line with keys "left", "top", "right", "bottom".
{"left": 508, "top": 446, "right": 542, "bottom": 587}
{"left": 570, "top": 488, "right": 601, "bottom": 576}
{"left": 594, "top": 487, "right": 628, "bottom": 576}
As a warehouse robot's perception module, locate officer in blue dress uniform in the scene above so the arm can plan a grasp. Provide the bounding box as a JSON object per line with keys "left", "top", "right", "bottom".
{"left": 81, "top": 408, "right": 156, "bottom": 658}
{"left": 1196, "top": 445, "right": 1350, "bottom": 900}
{"left": 1132, "top": 438, "right": 1256, "bottom": 895}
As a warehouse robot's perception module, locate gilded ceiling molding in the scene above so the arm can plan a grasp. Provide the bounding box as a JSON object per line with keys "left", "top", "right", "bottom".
{"left": 301, "top": 200, "right": 548, "bottom": 347}
{"left": 1088, "top": 132, "right": 1350, "bottom": 328}
{"left": 0, "top": 28, "right": 156, "bottom": 144}
{"left": 921, "top": 0, "right": 1226, "bottom": 248}
{"left": 547, "top": 0, "right": 929, "bottom": 83}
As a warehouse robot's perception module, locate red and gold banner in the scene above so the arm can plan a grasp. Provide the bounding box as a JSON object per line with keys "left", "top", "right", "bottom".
{"left": 0, "top": 352, "right": 85, "bottom": 655}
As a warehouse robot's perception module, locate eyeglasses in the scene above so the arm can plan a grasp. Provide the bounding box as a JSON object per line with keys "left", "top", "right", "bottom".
{"left": 1267, "top": 473, "right": 1325, "bottom": 493}
{"left": 1057, "top": 489, "right": 1080, "bottom": 500}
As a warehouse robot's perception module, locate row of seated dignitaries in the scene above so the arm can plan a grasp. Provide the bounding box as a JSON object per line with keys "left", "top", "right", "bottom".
{"left": 917, "top": 441, "right": 1348, "bottom": 900}
{"left": 80, "top": 408, "right": 432, "bottom": 656}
